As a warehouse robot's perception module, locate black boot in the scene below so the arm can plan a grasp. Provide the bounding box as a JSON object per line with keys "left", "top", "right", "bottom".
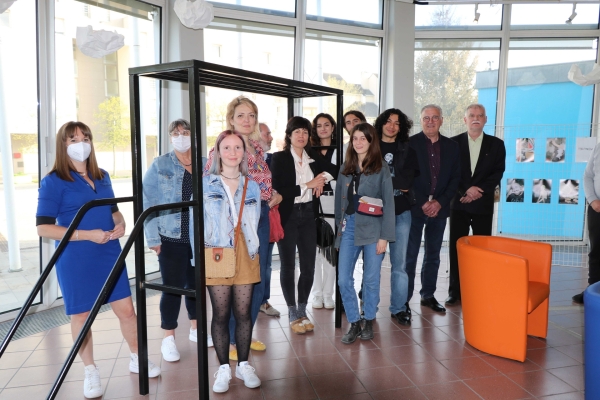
{"left": 341, "top": 321, "right": 362, "bottom": 344}
{"left": 360, "top": 319, "right": 374, "bottom": 340}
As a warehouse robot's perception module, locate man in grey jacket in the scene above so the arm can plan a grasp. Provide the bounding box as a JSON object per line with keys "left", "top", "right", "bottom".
{"left": 575, "top": 142, "right": 600, "bottom": 303}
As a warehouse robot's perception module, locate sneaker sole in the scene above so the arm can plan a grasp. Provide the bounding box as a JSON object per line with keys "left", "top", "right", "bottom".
{"left": 312, "top": 304, "right": 324, "bottom": 309}
{"left": 236, "top": 373, "right": 261, "bottom": 388}
{"left": 161, "top": 353, "right": 180, "bottom": 362}
{"left": 213, "top": 385, "right": 229, "bottom": 393}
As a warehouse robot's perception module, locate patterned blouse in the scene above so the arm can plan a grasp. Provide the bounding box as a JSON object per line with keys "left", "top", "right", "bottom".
{"left": 204, "top": 138, "right": 273, "bottom": 201}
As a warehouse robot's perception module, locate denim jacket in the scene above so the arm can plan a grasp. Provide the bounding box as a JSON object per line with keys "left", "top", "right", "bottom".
{"left": 142, "top": 151, "right": 207, "bottom": 265}
{"left": 203, "top": 174, "right": 261, "bottom": 258}
{"left": 334, "top": 164, "right": 396, "bottom": 248}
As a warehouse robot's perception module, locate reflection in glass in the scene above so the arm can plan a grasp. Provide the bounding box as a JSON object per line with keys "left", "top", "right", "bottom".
{"left": 415, "top": 4, "right": 502, "bottom": 30}
{"left": 0, "top": 0, "right": 41, "bottom": 314}
{"left": 204, "top": 19, "right": 295, "bottom": 153}
{"left": 303, "top": 30, "right": 381, "bottom": 125}
{"left": 511, "top": 3, "right": 599, "bottom": 30}
{"left": 414, "top": 40, "right": 500, "bottom": 135}
{"left": 54, "top": 0, "right": 161, "bottom": 279}
{"left": 306, "top": 0, "right": 383, "bottom": 29}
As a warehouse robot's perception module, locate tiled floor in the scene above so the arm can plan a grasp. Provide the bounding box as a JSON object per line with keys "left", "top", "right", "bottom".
{"left": 0, "top": 257, "right": 588, "bottom": 399}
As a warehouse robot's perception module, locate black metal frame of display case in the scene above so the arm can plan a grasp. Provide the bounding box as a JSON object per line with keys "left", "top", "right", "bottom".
{"left": 129, "top": 59, "right": 344, "bottom": 399}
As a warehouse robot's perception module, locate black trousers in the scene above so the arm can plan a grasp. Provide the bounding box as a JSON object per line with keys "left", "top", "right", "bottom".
{"left": 277, "top": 202, "right": 316, "bottom": 307}
{"left": 448, "top": 209, "right": 493, "bottom": 299}
{"left": 587, "top": 205, "right": 600, "bottom": 285}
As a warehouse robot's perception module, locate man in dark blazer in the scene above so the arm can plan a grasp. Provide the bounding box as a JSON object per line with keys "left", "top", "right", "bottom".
{"left": 406, "top": 104, "right": 461, "bottom": 313}
{"left": 445, "top": 104, "right": 506, "bottom": 305}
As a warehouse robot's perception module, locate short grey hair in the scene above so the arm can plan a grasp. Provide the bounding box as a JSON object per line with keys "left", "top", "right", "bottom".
{"left": 465, "top": 103, "right": 486, "bottom": 116}
{"left": 420, "top": 104, "right": 443, "bottom": 117}
{"left": 167, "top": 119, "right": 191, "bottom": 134}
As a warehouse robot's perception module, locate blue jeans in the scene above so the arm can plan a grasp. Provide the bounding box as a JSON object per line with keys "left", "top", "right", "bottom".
{"left": 405, "top": 213, "right": 447, "bottom": 301}
{"left": 338, "top": 214, "right": 385, "bottom": 323}
{"left": 229, "top": 201, "right": 270, "bottom": 343}
{"left": 262, "top": 242, "right": 274, "bottom": 304}
{"left": 389, "top": 211, "right": 411, "bottom": 314}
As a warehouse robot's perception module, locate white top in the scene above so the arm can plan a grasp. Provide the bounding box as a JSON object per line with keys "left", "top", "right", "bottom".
{"left": 584, "top": 142, "right": 600, "bottom": 204}
{"left": 220, "top": 176, "right": 238, "bottom": 227}
{"left": 291, "top": 149, "right": 315, "bottom": 204}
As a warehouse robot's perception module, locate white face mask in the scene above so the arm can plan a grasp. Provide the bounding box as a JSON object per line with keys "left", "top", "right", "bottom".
{"left": 67, "top": 142, "right": 92, "bottom": 163}
{"left": 172, "top": 135, "right": 191, "bottom": 153}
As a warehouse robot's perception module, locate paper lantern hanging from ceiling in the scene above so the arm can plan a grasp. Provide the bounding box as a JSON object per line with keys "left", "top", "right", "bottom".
{"left": 76, "top": 25, "right": 125, "bottom": 58}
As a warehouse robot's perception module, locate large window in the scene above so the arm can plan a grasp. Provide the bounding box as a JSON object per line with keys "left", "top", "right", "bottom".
{"left": 0, "top": 1, "right": 40, "bottom": 314}
{"left": 499, "top": 39, "right": 598, "bottom": 241}
{"left": 415, "top": 4, "right": 503, "bottom": 31}
{"left": 303, "top": 30, "right": 382, "bottom": 124}
{"left": 208, "top": 0, "right": 295, "bottom": 18}
{"left": 54, "top": 0, "right": 161, "bottom": 280}
{"left": 204, "top": 18, "right": 295, "bottom": 152}
{"left": 511, "top": 3, "right": 600, "bottom": 30}
{"left": 414, "top": 39, "right": 500, "bottom": 136}
{"left": 306, "top": 0, "right": 383, "bottom": 29}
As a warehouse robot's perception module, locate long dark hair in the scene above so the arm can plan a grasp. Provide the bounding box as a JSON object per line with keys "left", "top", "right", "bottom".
{"left": 342, "top": 123, "right": 382, "bottom": 176}
{"left": 310, "top": 113, "right": 336, "bottom": 147}
{"left": 283, "top": 116, "right": 312, "bottom": 152}
{"left": 374, "top": 108, "right": 413, "bottom": 143}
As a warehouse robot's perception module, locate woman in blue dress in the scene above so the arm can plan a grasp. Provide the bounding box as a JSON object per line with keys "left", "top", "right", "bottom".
{"left": 36, "top": 121, "right": 160, "bottom": 399}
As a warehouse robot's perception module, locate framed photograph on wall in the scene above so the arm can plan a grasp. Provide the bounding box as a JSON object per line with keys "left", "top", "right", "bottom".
{"left": 559, "top": 179, "right": 579, "bottom": 204}
{"left": 517, "top": 138, "right": 535, "bottom": 162}
{"left": 532, "top": 179, "right": 552, "bottom": 204}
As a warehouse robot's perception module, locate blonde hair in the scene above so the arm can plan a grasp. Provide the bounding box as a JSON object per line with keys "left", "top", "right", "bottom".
{"left": 226, "top": 96, "right": 260, "bottom": 141}
{"left": 50, "top": 121, "right": 104, "bottom": 181}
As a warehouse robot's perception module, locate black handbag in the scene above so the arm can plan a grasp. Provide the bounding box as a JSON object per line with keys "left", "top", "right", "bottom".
{"left": 315, "top": 200, "right": 336, "bottom": 264}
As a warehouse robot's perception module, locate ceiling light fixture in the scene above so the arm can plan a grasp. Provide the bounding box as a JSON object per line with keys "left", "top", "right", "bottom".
{"left": 474, "top": 3, "right": 480, "bottom": 22}
{"left": 566, "top": 3, "right": 577, "bottom": 24}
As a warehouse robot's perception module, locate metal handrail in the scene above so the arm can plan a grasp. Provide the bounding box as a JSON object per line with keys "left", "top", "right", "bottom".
{"left": 0, "top": 196, "right": 198, "bottom": 400}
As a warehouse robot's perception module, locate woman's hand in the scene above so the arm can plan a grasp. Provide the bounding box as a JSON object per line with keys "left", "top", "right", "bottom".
{"left": 150, "top": 245, "right": 161, "bottom": 256}
{"left": 268, "top": 192, "right": 283, "bottom": 208}
{"left": 109, "top": 222, "right": 126, "bottom": 240}
{"left": 376, "top": 239, "right": 387, "bottom": 255}
{"left": 89, "top": 229, "right": 112, "bottom": 244}
{"left": 306, "top": 174, "right": 326, "bottom": 190}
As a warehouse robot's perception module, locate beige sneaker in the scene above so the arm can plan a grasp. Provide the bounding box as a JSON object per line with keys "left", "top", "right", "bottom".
{"left": 259, "top": 302, "right": 281, "bottom": 317}
{"left": 301, "top": 318, "right": 314, "bottom": 332}
{"left": 290, "top": 318, "right": 307, "bottom": 335}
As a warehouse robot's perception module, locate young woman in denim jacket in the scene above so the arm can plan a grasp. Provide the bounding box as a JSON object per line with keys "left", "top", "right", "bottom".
{"left": 143, "top": 119, "right": 208, "bottom": 363}
{"left": 335, "top": 123, "right": 395, "bottom": 344}
{"left": 205, "top": 131, "right": 262, "bottom": 393}
{"left": 204, "top": 96, "right": 282, "bottom": 360}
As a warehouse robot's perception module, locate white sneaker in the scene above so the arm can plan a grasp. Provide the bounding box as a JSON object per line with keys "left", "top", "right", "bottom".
{"left": 213, "top": 364, "right": 232, "bottom": 393}
{"left": 83, "top": 364, "right": 102, "bottom": 399}
{"left": 129, "top": 353, "right": 161, "bottom": 378}
{"left": 312, "top": 296, "right": 324, "bottom": 309}
{"left": 161, "top": 335, "right": 180, "bottom": 362}
{"left": 235, "top": 361, "right": 261, "bottom": 388}
{"left": 189, "top": 328, "right": 213, "bottom": 347}
{"left": 324, "top": 297, "right": 335, "bottom": 309}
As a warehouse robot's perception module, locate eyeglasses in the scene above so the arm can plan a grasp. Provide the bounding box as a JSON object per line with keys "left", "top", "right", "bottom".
{"left": 422, "top": 116, "right": 441, "bottom": 122}
{"left": 170, "top": 130, "right": 191, "bottom": 137}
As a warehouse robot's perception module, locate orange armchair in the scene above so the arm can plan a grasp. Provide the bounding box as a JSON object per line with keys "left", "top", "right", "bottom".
{"left": 456, "top": 236, "right": 552, "bottom": 362}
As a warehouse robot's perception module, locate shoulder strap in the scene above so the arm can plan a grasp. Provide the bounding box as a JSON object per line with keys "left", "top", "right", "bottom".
{"left": 234, "top": 177, "right": 248, "bottom": 246}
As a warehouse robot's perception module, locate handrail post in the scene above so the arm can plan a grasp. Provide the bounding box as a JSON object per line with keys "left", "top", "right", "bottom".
{"left": 189, "top": 62, "right": 210, "bottom": 400}
{"left": 130, "top": 65, "right": 150, "bottom": 396}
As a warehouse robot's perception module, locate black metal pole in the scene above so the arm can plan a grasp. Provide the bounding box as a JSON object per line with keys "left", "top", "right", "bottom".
{"left": 288, "top": 97, "right": 294, "bottom": 120}
{"left": 189, "top": 63, "right": 210, "bottom": 400}
{"left": 129, "top": 72, "right": 150, "bottom": 395}
{"left": 335, "top": 92, "right": 344, "bottom": 329}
